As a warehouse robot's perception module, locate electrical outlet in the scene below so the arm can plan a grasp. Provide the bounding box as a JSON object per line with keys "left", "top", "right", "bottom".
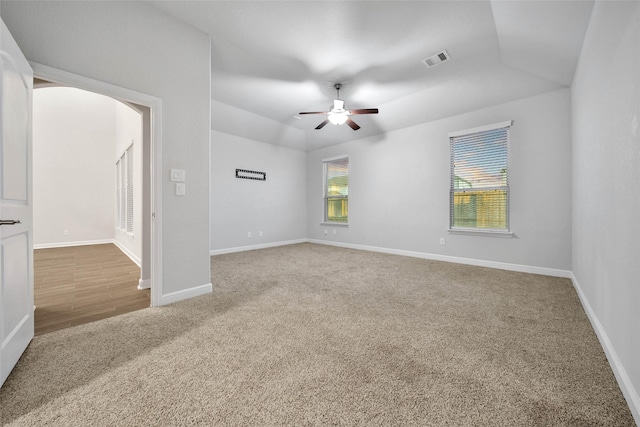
{"left": 247, "top": 232, "right": 252, "bottom": 238}
{"left": 332, "top": 229, "right": 336, "bottom": 235}
{"left": 259, "top": 231, "right": 263, "bottom": 237}
{"left": 324, "top": 229, "right": 328, "bottom": 235}
{"left": 440, "top": 238, "right": 445, "bottom": 246}
{"left": 63, "top": 230, "right": 70, "bottom": 236}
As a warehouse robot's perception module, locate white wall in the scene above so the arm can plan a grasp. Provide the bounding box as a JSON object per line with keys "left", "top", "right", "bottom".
{"left": 114, "top": 101, "right": 143, "bottom": 264}
{"left": 33, "top": 87, "right": 116, "bottom": 246}
{"left": 212, "top": 99, "right": 306, "bottom": 151}
{"left": 307, "top": 89, "right": 573, "bottom": 273}
{"left": 1, "top": 1, "right": 212, "bottom": 296}
{"left": 33, "top": 86, "right": 143, "bottom": 265}
{"left": 572, "top": 1, "right": 640, "bottom": 421}
{"left": 210, "top": 129, "right": 307, "bottom": 252}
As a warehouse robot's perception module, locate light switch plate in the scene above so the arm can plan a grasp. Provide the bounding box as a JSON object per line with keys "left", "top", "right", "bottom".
{"left": 176, "top": 183, "right": 186, "bottom": 196}
{"left": 171, "top": 169, "right": 185, "bottom": 182}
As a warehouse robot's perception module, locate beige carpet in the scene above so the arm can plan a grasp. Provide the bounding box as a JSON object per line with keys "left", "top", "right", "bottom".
{"left": 0, "top": 243, "right": 635, "bottom": 426}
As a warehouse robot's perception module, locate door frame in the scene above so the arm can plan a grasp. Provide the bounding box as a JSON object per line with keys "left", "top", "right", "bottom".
{"left": 30, "top": 63, "right": 163, "bottom": 306}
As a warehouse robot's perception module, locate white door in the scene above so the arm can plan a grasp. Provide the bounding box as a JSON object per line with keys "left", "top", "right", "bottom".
{"left": 0, "top": 18, "right": 34, "bottom": 388}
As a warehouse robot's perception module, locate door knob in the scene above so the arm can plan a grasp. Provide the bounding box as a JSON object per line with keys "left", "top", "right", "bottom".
{"left": 0, "top": 220, "right": 21, "bottom": 225}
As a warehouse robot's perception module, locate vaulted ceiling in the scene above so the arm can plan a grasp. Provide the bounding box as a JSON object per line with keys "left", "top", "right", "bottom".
{"left": 150, "top": 1, "right": 594, "bottom": 151}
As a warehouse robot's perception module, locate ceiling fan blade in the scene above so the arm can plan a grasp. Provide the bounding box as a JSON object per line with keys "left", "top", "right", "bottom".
{"left": 299, "top": 111, "right": 328, "bottom": 115}
{"left": 315, "top": 119, "right": 330, "bottom": 130}
{"left": 349, "top": 108, "right": 379, "bottom": 115}
{"left": 346, "top": 118, "right": 360, "bottom": 131}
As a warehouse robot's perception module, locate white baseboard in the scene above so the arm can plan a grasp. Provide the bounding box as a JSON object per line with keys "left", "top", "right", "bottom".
{"left": 34, "top": 239, "right": 114, "bottom": 250}
{"left": 307, "top": 239, "right": 572, "bottom": 278}
{"left": 570, "top": 273, "right": 640, "bottom": 424}
{"left": 210, "top": 239, "right": 307, "bottom": 256}
{"left": 137, "top": 278, "right": 151, "bottom": 290}
{"left": 34, "top": 239, "right": 142, "bottom": 267}
{"left": 112, "top": 239, "right": 141, "bottom": 267}
{"left": 159, "top": 283, "right": 212, "bottom": 306}
{"left": 210, "top": 238, "right": 571, "bottom": 278}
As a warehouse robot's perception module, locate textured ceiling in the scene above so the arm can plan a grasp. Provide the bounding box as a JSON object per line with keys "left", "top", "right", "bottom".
{"left": 149, "top": 1, "right": 594, "bottom": 151}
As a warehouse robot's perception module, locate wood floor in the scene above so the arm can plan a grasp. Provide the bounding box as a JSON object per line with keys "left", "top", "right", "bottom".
{"left": 34, "top": 243, "right": 150, "bottom": 336}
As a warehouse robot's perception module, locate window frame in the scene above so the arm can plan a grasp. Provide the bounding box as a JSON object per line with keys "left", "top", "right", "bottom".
{"left": 448, "top": 121, "right": 513, "bottom": 237}
{"left": 322, "top": 155, "right": 349, "bottom": 226}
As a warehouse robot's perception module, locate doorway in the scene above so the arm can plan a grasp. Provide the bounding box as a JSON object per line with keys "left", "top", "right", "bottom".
{"left": 32, "top": 82, "right": 150, "bottom": 334}
{"left": 31, "top": 63, "right": 163, "bottom": 317}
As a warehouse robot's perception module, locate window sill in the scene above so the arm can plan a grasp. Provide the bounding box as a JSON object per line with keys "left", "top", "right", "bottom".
{"left": 447, "top": 228, "right": 513, "bottom": 238}
{"left": 321, "top": 222, "right": 349, "bottom": 227}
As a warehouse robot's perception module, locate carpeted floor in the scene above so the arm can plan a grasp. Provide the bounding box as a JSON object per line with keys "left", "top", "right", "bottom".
{"left": 0, "top": 243, "right": 635, "bottom": 426}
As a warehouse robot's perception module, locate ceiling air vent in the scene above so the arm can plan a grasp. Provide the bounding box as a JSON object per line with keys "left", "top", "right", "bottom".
{"left": 423, "top": 50, "right": 450, "bottom": 68}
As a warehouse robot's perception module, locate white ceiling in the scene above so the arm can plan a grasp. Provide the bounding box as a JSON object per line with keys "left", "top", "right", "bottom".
{"left": 149, "top": 1, "right": 594, "bottom": 151}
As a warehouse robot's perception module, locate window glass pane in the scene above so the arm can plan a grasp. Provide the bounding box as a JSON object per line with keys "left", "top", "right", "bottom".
{"left": 452, "top": 189, "right": 507, "bottom": 229}
{"left": 324, "top": 157, "right": 349, "bottom": 223}
{"left": 326, "top": 158, "right": 349, "bottom": 197}
{"left": 326, "top": 198, "right": 348, "bottom": 223}
{"left": 452, "top": 127, "right": 508, "bottom": 189}
{"left": 450, "top": 124, "right": 509, "bottom": 231}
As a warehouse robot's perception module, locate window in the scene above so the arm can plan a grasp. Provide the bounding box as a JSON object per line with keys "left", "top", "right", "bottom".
{"left": 116, "top": 145, "right": 134, "bottom": 234}
{"left": 323, "top": 156, "right": 349, "bottom": 224}
{"left": 449, "top": 121, "right": 511, "bottom": 233}
{"left": 125, "top": 145, "right": 134, "bottom": 233}
{"left": 116, "top": 157, "right": 125, "bottom": 229}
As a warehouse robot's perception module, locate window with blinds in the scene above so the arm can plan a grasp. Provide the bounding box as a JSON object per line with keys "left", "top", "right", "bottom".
{"left": 449, "top": 121, "right": 511, "bottom": 232}
{"left": 125, "top": 145, "right": 134, "bottom": 234}
{"left": 116, "top": 158, "right": 125, "bottom": 229}
{"left": 323, "top": 156, "right": 349, "bottom": 224}
{"left": 116, "top": 145, "right": 134, "bottom": 234}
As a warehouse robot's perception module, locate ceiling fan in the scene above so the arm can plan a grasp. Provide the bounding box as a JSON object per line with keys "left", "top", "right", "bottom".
{"left": 299, "top": 83, "right": 379, "bottom": 131}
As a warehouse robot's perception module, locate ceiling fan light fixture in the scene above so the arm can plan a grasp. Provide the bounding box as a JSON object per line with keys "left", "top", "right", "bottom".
{"left": 328, "top": 112, "right": 348, "bottom": 125}
{"left": 298, "top": 82, "right": 378, "bottom": 131}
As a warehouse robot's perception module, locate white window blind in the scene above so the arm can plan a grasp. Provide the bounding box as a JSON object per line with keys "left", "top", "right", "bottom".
{"left": 125, "top": 145, "right": 134, "bottom": 234}
{"left": 450, "top": 121, "right": 511, "bottom": 232}
{"left": 323, "top": 156, "right": 349, "bottom": 224}
{"left": 116, "top": 158, "right": 125, "bottom": 230}
{"left": 116, "top": 145, "right": 134, "bottom": 234}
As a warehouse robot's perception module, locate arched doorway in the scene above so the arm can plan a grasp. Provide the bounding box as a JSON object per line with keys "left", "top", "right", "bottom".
{"left": 32, "top": 64, "right": 162, "bottom": 334}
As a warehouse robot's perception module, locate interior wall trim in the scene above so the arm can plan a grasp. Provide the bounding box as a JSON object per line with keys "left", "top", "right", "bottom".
{"left": 210, "top": 238, "right": 571, "bottom": 278}
{"left": 138, "top": 278, "right": 151, "bottom": 290}
{"left": 209, "top": 239, "right": 307, "bottom": 256}
{"left": 33, "top": 239, "right": 114, "bottom": 250}
{"left": 570, "top": 273, "right": 640, "bottom": 425}
{"left": 33, "top": 239, "right": 142, "bottom": 268}
{"left": 307, "top": 239, "right": 572, "bottom": 278}
{"left": 112, "top": 239, "right": 141, "bottom": 267}
{"left": 160, "top": 282, "right": 212, "bottom": 306}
